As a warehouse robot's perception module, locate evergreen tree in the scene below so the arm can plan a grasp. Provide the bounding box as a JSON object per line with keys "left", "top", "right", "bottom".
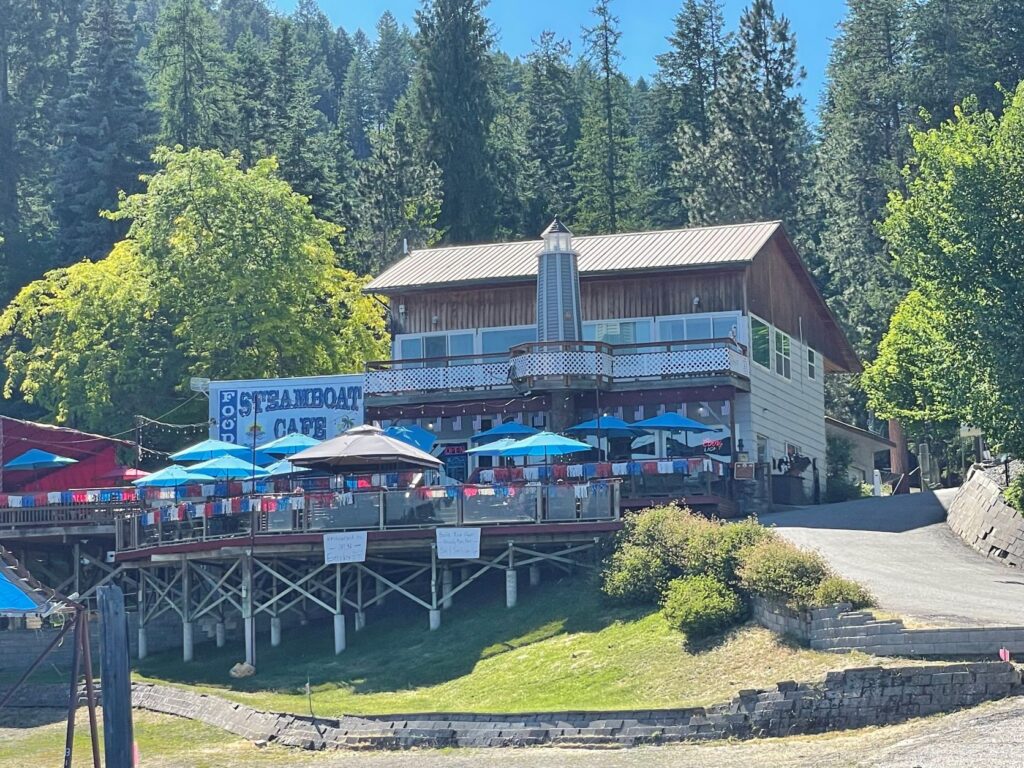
{"left": 292, "top": 0, "right": 340, "bottom": 124}
{"left": 644, "top": 0, "right": 728, "bottom": 226}
{"left": 341, "top": 30, "right": 374, "bottom": 160}
{"left": 55, "top": 0, "right": 155, "bottom": 264}
{"left": 816, "top": 0, "right": 911, "bottom": 364}
{"left": 219, "top": 0, "right": 272, "bottom": 48}
{"left": 349, "top": 115, "right": 442, "bottom": 272}
{"left": 521, "top": 32, "right": 580, "bottom": 234}
{"left": 573, "top": 0, "right": 637, "bottom": 234}
{"left": 674, "top": 0, "right": 808, "bottom": 232}
{"left": 267, "top": 18, "right": 337, "bottom": 221}
{"left": 413, "top": 0, "right": 498, "bottom": 242}
{"left": 148, "top": 0, "right": 234, "bottom": 149}
{"left": 229, "top": 30, "right": 273, "bottom": 165}
{"left": 370, "top": 11, "right": 414, "bottom": 129}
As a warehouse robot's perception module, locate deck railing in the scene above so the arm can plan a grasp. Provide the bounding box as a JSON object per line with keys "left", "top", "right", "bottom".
{"left": 366, "top": 338, "right": 748, "bottom": 396}
{"left": 115, "top": 481, "right": 621, "bottom": 552}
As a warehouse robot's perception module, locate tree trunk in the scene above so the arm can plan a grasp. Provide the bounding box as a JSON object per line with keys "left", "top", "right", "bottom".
{"left": 889, "top": 417, "right": 911, "bottom": 493}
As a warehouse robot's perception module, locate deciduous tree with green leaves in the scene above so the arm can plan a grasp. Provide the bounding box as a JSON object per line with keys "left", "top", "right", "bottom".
{"left": 0, "top": 147, "right": 387, "bottom": 432}
{"left": 864, "top": 86, "right": 1024, "bottom": 453}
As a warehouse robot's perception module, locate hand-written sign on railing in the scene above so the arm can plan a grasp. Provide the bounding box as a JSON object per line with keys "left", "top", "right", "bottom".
{"left": 323, "top": 531, "right": 368, "bottom": 564}
{"left": 436, "top": 527, "right": 481, "bottom": 559}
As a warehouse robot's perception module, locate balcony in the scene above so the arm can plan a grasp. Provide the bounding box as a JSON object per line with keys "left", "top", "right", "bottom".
{"left": 365, "top": 338, "right": 749, "bottom": 397}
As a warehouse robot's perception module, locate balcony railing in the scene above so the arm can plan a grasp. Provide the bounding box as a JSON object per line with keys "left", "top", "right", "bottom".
{"left": 366, "top": 338, "right": 748, "bottom": 396}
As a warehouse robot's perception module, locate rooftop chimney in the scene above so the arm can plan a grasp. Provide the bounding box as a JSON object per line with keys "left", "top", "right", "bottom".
{"left": 536, "top": 218, "right": 582, "bottom": 342}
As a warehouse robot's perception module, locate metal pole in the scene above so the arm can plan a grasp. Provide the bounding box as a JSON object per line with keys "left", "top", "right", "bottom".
{"left": 62, "top": 614, "right": 82, "bottom": 768}
{"left": 79, "top": 611, "right": 101, "bottom": 768}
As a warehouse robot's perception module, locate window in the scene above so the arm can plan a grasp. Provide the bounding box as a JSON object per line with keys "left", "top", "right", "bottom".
{"left": 424, "top": 334, "right": 446, "bottom": 359}
{"left": 713, "top": 316, "right": 739, "bottom": 340}
{"left": 481, "top": 326, "right": 536, "bottom": 355}
{"left": 751, "top": 318, "right": 771, "bottom": 368}
{"left": 399, "top": 337, "right": 423, "bottom": 367}
{"left": 774, "top": 330, "right": 792, "bottom": 379}
{"left": 807, "top": 348, "right": 817, "bottom": 380}
{"left": 449, "top": 333, "right": 474, "bottom": 357}
{"left": 584, "top": 319, "right": 651, "bottom": 346}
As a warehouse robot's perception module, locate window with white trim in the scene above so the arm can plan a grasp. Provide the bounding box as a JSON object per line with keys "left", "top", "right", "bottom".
{"left": 583, "top": 319, "right": 651, "bottom": 345}
{"left": 751, "top": 317, "right": 771, "bottom": 368}
{"left": 774, "top": 330, "right": 792, "bottom": 379}
{"left": 807, "top": 348, "right": 817, "bottom": 380}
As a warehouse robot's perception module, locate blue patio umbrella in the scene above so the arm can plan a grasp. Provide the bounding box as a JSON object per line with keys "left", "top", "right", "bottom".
{"left": 632, "top": 413, "right": 715, "bottom": 433}
{"left": 3, "top": 448, "right": 78, "bottom": 471}
{"left": 187, "top": 455, "right": 271, "bottom": 479}
{"left": 264, "top": 459, "right": 311, "bottom": 477}
{"left": 471, "top": 421, "right": 539, "bottom": 443}
{"left": 633, "top": 412, "right": 716, "bottom": 456}
{"left": 465, "top": 438, "right": 519, "bottom": 455}
{"left": 497, "top": 432, "right": 593, "bottom": 459}
{"left": 133, "top": 465, "right": 215, "bottom": 487}
{"left": 170, "top": 438, "right": 253, "bottom": 463}
{"left": 565, "top": 416, "right": 648, "bottom": 439}
{"left": 384, "top": 424, "right": 437, "bottom": 453}
{"left": 257, "top": 432, "right": 320, "bottom": 457}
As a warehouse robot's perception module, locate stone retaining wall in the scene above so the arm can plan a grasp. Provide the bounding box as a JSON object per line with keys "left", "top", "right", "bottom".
{"left": 130, "top": 662, "right": 1022, "bottom": 750}
{"left": 947, "top": 469, "right": 1024, "bottom": 567}
{"left": 753, "top": 598, "right": 1024, "bottom": 657}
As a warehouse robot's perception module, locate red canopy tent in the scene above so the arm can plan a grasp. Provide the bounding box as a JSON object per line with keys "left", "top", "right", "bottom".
{"left": 0, "top": 416, "right": 136, "bottom": 492}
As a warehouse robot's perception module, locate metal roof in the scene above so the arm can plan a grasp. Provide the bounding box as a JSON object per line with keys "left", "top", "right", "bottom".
{"left": 365, "top": 220, "right": 782, "bottom": 293}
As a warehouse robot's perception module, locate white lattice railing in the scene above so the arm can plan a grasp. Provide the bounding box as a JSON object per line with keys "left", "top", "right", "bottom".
{"left": 366, "top": 340, "right": 749, "bottom": 395}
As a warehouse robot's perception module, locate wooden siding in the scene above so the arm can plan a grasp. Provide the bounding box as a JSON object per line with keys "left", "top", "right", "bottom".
{"left": 745, "top": 234, "right": 858, "bottom": 372}
{"left": 393, "top": 270, "right": 746, "bottom": 334}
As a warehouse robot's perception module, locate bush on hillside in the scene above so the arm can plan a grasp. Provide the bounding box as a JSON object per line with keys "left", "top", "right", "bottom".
{"left": 661, "top": 575, "right": 744, "bottom": 639}
{"left": 811, "top": 576, "right": 875, "bottom": 609}
{"left": 602, "top": 543, "right": 671, "bottom": 604}
{"left": 824, "top": 435, "right": 866, "bottom": 503}
{"left": 602, "top": 505, "right": 777, "bottom": 603}
{"left": 738, "top": 538, "right": 830, "bottom": 610}
{"left": 1004, "top": 473, "right": 1024, "bottom": 512}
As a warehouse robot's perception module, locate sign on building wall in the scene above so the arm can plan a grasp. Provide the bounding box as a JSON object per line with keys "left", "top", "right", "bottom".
{"left": 436, "top": 527, "right": 481, "bottom": 560}
{"left": 323, "top": 531, "right": 368, "bottom": 564}
{"left": 209, "top": 374, "right": 365, "bottom": 445}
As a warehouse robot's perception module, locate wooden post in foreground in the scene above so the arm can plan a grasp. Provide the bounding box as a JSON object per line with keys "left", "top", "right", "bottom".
{"left": 98, "top": 584, "right": 134, "bottom": 768}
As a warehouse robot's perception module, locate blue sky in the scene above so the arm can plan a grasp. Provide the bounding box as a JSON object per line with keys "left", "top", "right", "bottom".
{"left": 272, "top": 0, "right": 846, "bottom": 114}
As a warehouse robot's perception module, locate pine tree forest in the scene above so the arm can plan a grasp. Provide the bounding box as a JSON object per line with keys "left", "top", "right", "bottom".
{"left": 2, "top": 0, "right": 1024, "bottom": 433}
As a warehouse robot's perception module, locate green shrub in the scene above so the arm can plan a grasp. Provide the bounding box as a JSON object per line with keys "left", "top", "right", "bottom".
{"left": 738, "top": 538, "right": 830, "bottom": 610}
{"left": 661, "top": 575, "right": 744, "bottom": 639}
{"left": 825, "top": 435, "right": 865, "bottom": 503}
{"left": 811, "top": 576, "right": 875, "bottom": 609}
{"left": 1005, "top": 473, "right": 1024, "bottom": 512}
{"left": 602, "top": 506, "right": 781, "bottom": 604}
{"left": 602, "top": 543, "right": 670, "bottom": 604}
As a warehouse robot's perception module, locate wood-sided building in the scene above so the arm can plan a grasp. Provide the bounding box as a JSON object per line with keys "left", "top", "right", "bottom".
{"left": 362, "top": 221, "right": 859, "bottom": 514}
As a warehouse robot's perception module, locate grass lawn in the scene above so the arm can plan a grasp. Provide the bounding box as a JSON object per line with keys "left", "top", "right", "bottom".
{"left": 136, "top": 574, "right": 898, "bottom": 716}
{"left": 0, "top": 708, "right": 300, "bottom": 768}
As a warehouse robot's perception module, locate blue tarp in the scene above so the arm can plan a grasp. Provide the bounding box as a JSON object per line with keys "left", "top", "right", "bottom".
{"left": 0, "top": 569, "right": 40, "bottom": 612}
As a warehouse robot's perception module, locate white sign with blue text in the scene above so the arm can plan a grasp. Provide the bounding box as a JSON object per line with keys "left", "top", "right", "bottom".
{"left": 209, "top": 373, "right": 364, "bottom": 446}
{"left": 323, "top": 531, "right": 368, "bottom": 565}
{"left": 436, "top": 527, "right": 481, "bottom": 560}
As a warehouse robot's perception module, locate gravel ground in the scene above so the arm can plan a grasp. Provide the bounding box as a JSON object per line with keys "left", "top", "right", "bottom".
{"left": 760, "top": 489, "right": 1024, "bottom": 627}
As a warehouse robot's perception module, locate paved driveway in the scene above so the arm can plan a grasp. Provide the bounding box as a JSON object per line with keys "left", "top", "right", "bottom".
{"left": 760, "top": 490, "right": 1024, "bottom": 627}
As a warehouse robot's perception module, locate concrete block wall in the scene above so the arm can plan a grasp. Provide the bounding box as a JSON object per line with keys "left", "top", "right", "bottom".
{"left": 753, "top": 597, "right": 1024, "bottom": 657}
{"left": 947, "top": 470, "right": 1024, "bottom": 567}
{"left": 128, "top": 661, "right": 1022, "bottom": 750}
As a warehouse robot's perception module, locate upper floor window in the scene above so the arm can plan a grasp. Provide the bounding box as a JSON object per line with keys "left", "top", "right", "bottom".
{"left": 751, "top": 317, "right": 771, "bottom": 368}
{"left": 583, "top": 319, "right": 651, "bottom": 346}
{"left": 481, "top": 326, "right": 536, "bottom": 356}
{"left": 807, "top": 348, "right": 818, "bottom": 380}
{"left": 775, "top": 330, "right": 792, "bottom": 379}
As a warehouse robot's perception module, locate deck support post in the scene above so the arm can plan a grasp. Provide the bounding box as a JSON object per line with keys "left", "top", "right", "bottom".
{"left": 375, "top": 575, "right": 387, "bottom": 607}
{"left": 182, "top": 558, "right": 193, "bottom": 662}
{"left": 529, "top": 564, "right": 541, "bottom": 587}
{"left": 333, "top": 564, "right": 345, "bottom": 654}
{"left": 442, "top": 566, "right": 453, "bottom": 609}
{"left": 242, "top": 555, "right": 254, "bottom": 667}
{"left": 270, "top": 617, "right": 281, "bottom": 647}
{"left": 429, "top": 544, "right": 440, "bottom": 630}
{"left": 215, "top": 619, "right": 225, "bottom": 648}
{"left": 428, "top": 609, "right": 441, "bottom": 630}
{"left": 459, "top": 565, "right": 470, "bottom": 584}
{"left": 355, "top": 567, "right": 365, "bottom": 630}
{"left": 136, "top": 573, "right": 147, "bottom": 660}
{"left": 505, "top": 568, "right": 517, "bottom": 608}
